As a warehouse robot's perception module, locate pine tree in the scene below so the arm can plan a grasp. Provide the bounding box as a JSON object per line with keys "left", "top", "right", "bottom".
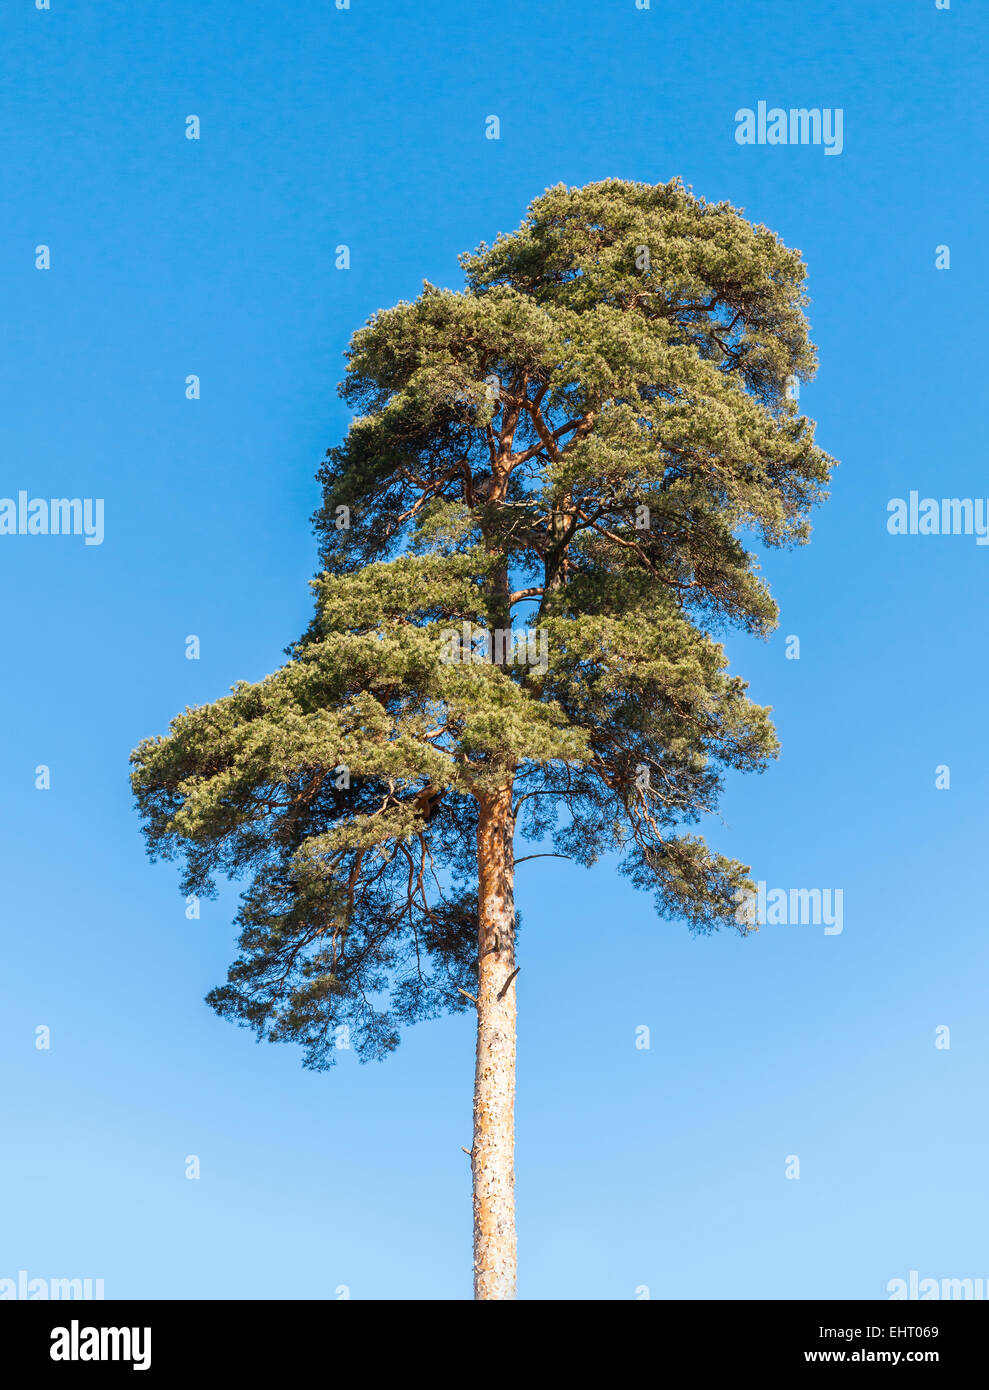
{"left": 131, "top": 178, "right": 835, "bottom": 1300}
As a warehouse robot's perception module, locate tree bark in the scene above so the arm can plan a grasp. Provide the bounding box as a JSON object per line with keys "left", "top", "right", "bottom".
{"left": 472, "top": 784, "right": 518, "bottom": 1300}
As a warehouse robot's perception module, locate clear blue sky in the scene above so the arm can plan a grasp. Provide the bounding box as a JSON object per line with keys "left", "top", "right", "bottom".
{"left": 1, "top": 0, "right": 986, "bottom": 1300}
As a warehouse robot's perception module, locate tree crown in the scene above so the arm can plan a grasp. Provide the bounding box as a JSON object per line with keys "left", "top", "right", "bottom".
{"left": 132, "top": 178, "right": 835, "bottom": 1068}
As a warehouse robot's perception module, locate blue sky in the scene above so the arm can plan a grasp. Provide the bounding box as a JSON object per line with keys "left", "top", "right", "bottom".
{"left": 1, "top": 0, "right": 986, "bottom": 1300}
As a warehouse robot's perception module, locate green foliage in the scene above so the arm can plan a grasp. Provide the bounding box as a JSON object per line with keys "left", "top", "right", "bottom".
{"left": 132, "top": 179, "right": 835, "bottom": 1067}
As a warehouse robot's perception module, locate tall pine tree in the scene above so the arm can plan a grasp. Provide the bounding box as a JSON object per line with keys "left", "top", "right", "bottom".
{"left": 132, "top": 179, "right": 834, "bottom": 1300}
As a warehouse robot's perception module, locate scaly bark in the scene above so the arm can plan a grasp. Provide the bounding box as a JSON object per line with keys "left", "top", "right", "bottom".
{"left": 472, "top": 784, "right": 518, "bottom": 1300}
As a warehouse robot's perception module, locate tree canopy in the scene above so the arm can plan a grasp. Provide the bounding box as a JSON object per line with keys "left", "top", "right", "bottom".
{"left": 131, "top": 178, "right": 834, "bottom": 1069}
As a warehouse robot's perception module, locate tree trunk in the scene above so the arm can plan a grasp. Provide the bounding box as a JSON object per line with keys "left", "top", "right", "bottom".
{"left": 472, "top": 784, "right": 518, "bottom": 1300}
